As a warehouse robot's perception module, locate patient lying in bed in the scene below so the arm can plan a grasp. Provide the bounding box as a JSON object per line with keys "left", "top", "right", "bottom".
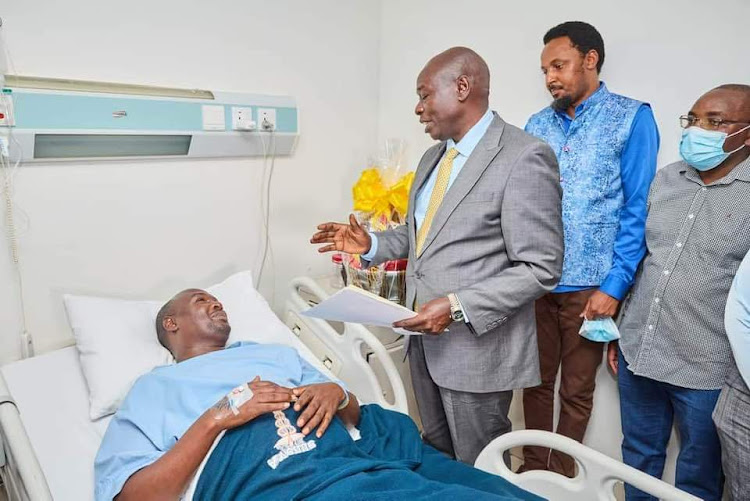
{"left": 95, "top": 288, "right": 542, "bottom": 501}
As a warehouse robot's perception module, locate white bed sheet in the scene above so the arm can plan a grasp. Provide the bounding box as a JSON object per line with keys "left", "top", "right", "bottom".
{"left": 1, "top": 333, "right": 339, "bottom": 501}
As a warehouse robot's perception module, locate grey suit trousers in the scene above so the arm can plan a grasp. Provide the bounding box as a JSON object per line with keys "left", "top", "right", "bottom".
{"left": 713, "top": 374, "right": 750, "bottom": 501}
{"left": 409, "top": 336, "right": 513, "bottom": 466}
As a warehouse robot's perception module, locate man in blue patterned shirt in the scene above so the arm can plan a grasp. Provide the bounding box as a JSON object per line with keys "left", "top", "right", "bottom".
{"left": 522, "top": 21, "right": 659, "bottom": 477}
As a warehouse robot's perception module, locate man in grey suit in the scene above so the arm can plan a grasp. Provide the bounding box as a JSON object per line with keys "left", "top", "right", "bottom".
{"left": 311, "top": 47, "right": 564, "bottom": 465}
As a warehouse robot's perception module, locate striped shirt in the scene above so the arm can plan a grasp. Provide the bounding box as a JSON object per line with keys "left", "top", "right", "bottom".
{"left": 619, "top": 156, "right": 750, "bottom": 390}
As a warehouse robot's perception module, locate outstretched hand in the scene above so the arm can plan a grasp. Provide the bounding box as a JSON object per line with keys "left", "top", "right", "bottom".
{"left": 310, "top": 213, "right": 372, "bottom": 255}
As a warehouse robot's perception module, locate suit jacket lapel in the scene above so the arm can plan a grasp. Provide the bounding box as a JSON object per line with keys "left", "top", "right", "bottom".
{"left": 417, "top": 114, "right": 506, "bottom": 258}
{"left": 408, "top": 143, "right": 446, "bottom": 249}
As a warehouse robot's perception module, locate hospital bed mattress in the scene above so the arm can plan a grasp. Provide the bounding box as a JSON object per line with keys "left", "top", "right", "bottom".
{"left": 0, "top": 340, "right": 339, "bottom": 501}
{"left": 0, "top": 277, "right": 409, "bottom": 501}
{"left": 2, "top": 347, "right": 106, "bottom": 501}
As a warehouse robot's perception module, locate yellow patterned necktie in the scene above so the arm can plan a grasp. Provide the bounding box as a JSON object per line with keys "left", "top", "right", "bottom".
{"left": 416, "top": 148, "right": 459, "bottom": 255}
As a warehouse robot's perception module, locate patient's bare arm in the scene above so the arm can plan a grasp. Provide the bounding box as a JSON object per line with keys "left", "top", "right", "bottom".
{"left": 292, "top": 383, "right": 361, "bottom": 438}
{"left": 115, "top": 378, "right": 293, "bottom": 501}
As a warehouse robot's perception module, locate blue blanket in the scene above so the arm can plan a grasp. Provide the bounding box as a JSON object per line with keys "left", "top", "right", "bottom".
{"left": 195, "top": 404, "right": 544, "bottom": 500}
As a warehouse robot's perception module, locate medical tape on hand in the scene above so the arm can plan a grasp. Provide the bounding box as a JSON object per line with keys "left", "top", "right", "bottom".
{"left": 227, "top": 383, "right": 254, "bottom": 415}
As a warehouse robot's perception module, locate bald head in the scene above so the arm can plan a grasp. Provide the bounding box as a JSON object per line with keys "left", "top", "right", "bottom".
{"left": 709, "top": 84, "right": 750, "bottom": 115}
{"left": 415, "top": 47, "right": 491, "bottom": 142}
{"left": 155, "top": 296, "right": 177, "bottom": 350}
{"left": 691, "top": 84, "right": 750, "bottom": 127}
{"left": 155, "top": 288, "right": 230, "bottom": 361}
{"left": 423, "top": 47, "right": 490, "bottom": 103}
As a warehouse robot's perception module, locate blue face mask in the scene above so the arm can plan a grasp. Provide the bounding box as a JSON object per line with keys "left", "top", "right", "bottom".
{"left": 679, "top": 125, "right": 750, "bottom": 171}
{"left": 578, "top": 317, "right": 620, "bottom": 343}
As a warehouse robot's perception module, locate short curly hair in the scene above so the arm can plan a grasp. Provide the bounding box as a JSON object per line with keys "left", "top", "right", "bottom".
{"left": 544, "top": 21, "right": 605, "bottom": 73}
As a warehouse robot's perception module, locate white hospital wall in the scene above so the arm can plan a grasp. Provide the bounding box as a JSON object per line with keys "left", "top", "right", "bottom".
{"left": 376, "top": 0, "right": 750, "bottom": 484}
{"left": 377, "top": 0, "right": 750, "bottom": 168}
{"left": 0, "top": 1, "right": 381, "bottom": 361}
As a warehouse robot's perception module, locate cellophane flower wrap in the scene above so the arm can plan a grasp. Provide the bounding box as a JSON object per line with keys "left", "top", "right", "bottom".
{"left": 344, "top": 139, "right": 413, "bottom": 305}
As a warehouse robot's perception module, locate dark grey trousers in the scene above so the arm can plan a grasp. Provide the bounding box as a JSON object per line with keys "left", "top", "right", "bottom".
{"left": 713, "top": 380, "right": 750, "bottom": 501}
{"left": 408, "top": 335, "right": 513, "bottom": 465}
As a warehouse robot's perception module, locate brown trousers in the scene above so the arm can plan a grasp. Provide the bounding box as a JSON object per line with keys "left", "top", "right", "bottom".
{"left": 521, "top": 289, "right": 604, "bottom": 476}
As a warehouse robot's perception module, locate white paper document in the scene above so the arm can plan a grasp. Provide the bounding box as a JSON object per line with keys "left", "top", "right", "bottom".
{"left": 302, "top": 285, "right": 419, "bottom": 335}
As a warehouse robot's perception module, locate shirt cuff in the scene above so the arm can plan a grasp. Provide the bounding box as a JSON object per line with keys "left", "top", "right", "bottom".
{"left": 360, "top": 232, "right": 378, "bottom": 261}
{"left": 337, "top": 390, "right": 350, "bottom": 410}
{"left": 599, "top": 275, "right": 629, "bottom": 301}
{"left": 454, "top": 293, "right": 471, "bottom": 323}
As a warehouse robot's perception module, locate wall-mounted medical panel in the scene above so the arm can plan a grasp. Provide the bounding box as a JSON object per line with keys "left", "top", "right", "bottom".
{"left": 1, "top": 77, "right": 299, "bottom": 161}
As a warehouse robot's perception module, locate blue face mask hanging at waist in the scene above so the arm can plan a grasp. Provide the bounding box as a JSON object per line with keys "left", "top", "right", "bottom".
{"left": 679, "top": 125, "right": 750, "bottom": 171}
{"left": 579, "top": 317, "right": 621, "bottom": 343}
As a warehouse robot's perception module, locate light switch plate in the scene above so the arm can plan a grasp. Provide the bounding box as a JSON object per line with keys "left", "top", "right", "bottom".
{"left": 201, "top": 105, "right": 226, "bottom": 131}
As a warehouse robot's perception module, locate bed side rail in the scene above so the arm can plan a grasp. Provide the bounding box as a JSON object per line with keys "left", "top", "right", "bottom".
{"left": 286, "top": 277, "right": 408, "bottom": 414}
{"left": 474, "top": 430, "right": 700, "bottom": 501}
{"left": 0, "top": 374, "right": 53, "bottom": 501}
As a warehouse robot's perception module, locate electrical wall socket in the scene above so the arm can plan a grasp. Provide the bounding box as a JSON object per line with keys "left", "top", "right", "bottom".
{"left": 231, "top": 106, "right": 256, "bottom": 131}
{"left": 258, "top": 108, "right": 276, "bottom": 131}
{"left": 0, "top": 96, "right": 15, "bottom": 127}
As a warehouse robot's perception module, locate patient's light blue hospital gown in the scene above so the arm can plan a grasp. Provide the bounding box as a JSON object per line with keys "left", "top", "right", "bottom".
{"left": 95, "top": 342, "right": 541, "bottom": 501}
{"left": 94, "top": 342, "right": 341, "bottom": 501}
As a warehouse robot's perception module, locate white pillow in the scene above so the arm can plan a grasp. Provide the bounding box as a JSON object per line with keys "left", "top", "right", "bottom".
{"left": 64, "top": 270, "right": 295, "bottom": 420}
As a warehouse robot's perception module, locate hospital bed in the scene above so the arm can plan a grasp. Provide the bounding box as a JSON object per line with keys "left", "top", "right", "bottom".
{"left": 0, "top": 276, "right": 699, "bottom": 501}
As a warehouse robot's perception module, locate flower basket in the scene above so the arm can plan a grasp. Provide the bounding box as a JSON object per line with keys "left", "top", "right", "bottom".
{"left": 348, "top": 139, "right": 413, "bottom": 305}
{"left": 343, "top": 256, "right": 408, "bottom": 306}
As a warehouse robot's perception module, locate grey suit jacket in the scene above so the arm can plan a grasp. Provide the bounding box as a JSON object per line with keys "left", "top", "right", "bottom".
{"left": 370, "top": 113, "right": 563, "bottom": 392}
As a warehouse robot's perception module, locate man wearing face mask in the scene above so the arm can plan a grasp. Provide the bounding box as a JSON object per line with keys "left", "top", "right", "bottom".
{"left": 611, "top": 84, "right": 750, "bottom": 501}
{"left": 522, "top": 21, "right": 660, "bottom": 477}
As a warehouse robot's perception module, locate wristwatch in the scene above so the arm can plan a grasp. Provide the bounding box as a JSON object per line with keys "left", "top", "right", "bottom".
{"left": 447, "top": 293, "right": 464, "bottom": 322}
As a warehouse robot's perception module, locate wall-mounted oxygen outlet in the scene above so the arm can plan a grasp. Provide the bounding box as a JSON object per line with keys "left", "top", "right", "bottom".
{"left": 258, "top": 108, "right": 276, "bottom": 131}
{"left": 0, "top": 96, "right": 15, "bottom": 127}
{"left": 232, "top": 106, "right": 256, "bottom": 131}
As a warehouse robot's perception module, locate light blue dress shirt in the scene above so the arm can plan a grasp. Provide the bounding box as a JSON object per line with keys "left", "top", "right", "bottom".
{"left": 94, "top": 342, "right": 345, "bottom": 501}
{"left": 726, "top": 250, "right": 750, "bottom": 387}
{"left": 363, "top": 108, "right": 495, "bottom": 260}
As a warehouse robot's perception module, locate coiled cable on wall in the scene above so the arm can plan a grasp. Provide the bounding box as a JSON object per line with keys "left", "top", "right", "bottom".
{"left": 0, "top": 19, "right": 33, "bottom": 358}
{"left": 0, "top": 115, "right": 33, "bottom": 358}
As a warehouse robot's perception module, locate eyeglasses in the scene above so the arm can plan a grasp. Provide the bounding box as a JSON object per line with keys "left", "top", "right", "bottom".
{"left": 679, "top": 115, "right": 750, "bottom": 131}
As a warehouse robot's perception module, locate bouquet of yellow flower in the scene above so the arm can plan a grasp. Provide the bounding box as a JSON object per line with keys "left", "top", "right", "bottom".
{"left": 341, "top": 139, "right": 414, "bottom": 305}
{"left": 352, "top": 168, "right": 414, "bottom": 231}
